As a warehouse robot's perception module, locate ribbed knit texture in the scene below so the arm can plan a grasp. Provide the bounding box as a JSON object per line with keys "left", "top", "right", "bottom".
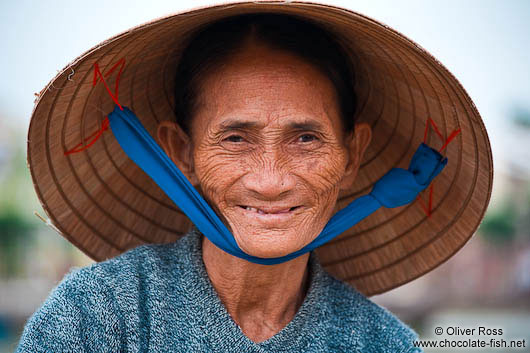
{"left": 16, "top": 226, "right": 423, "bottom": 352}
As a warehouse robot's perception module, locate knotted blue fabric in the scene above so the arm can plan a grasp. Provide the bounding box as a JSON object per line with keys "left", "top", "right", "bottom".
{"left": 108, "top": 105, "right": 448, "bottom": 265}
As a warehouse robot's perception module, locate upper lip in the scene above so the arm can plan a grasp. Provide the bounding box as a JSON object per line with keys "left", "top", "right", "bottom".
{"left": 238, "top": 205, "right": 300, "bottom": 213}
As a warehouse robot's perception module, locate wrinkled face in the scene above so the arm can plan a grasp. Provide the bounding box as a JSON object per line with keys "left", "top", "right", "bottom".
{"left": 168, "top": 42, "right": 368, "bottom": 258}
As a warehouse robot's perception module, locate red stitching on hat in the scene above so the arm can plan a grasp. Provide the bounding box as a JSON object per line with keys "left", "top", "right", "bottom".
{"left": 416, "top": 184, "right": 434, "bottom": 217}
{"left": 423, "top": 118, "right": 444, "bottom": 142}
{"left": 417, "top": 118, "right": 461, "bottom": 217}
{"left": 439, "top": 128, "right": 462, "bottom": 152}
{"left": 93, "top": 58, "right": 125, "bottom": 111}
{"left": 64, "top": 58, "right": 125, "bottom": 155}
{"left": 63, "top": 117, "right": 110, "bottom": 155}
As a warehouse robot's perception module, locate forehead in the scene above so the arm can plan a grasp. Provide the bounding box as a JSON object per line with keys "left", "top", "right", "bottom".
{"left": 191, "top": 43, "right": 344, "bottom": 135}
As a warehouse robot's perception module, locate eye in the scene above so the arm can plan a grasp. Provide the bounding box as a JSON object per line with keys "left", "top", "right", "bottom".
{"left": 223, "top": 135, "right": 245, "bottom": 143}
{"left": 219, "top": 134, "right": 253, "bottom": 152}
{"left": 297, "top": 134, "right": 319, "bottom": 143}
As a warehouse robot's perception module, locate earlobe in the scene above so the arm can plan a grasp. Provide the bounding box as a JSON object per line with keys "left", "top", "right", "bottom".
{"left": 339, "top": 123, "right": 372, "bottom": 191}
{"left": 157, "top": 121, "right": 199, "bottom": 186}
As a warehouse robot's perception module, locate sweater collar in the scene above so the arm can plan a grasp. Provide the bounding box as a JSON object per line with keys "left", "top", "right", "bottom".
{"left": 177, "top": 225, "right": 333, "bottom": 351}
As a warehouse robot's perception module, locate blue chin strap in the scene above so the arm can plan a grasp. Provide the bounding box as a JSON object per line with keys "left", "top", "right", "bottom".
{"left": 107, "top": 105, "right": 448, "bottom": 265}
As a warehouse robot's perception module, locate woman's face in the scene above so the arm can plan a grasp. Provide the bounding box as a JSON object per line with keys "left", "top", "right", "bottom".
{"left": 159, "top": 41, "right": 371, "bottom": 258}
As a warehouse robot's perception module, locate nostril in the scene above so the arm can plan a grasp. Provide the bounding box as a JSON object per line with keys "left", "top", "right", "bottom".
{"left": 241, "top": 171, "right": 297, "bottom": 198}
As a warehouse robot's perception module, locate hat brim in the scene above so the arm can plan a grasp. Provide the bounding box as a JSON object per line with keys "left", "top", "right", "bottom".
{"left": 28, "top": 0, "right": 493, "bottom": 296}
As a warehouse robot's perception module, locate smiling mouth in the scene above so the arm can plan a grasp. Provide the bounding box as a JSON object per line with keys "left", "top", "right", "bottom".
{"left": 238, "top": 205, "right": 301, "bottom": 215}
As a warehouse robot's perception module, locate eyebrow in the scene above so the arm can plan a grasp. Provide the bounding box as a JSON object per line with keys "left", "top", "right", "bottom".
{"left": 218, "top": 119, "right": 326, "bottom": 132}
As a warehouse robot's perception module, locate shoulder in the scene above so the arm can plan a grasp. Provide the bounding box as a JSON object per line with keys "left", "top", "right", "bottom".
{"left": 16, "top": 235, "right": 193, "bottom": 352}
{"left": 43, "top": 241, "right": 176, "bottom": 298}
{"left": 321, "top": 274, "right": 422, "bottom": 353}
{"left": 65, "top": 232, "right": 193, "bottom": 291}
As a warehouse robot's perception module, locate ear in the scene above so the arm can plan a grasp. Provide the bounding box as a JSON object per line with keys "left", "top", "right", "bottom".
{"left": 339, "top": 122, "right": 372, "bottom": 191}
{"left": 157, "top": 121, "right": 200, "bottom": 186}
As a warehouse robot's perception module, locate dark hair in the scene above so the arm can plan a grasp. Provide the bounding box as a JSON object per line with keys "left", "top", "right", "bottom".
{"left": 173, "top": 12, "right": 357, "bottom": 136}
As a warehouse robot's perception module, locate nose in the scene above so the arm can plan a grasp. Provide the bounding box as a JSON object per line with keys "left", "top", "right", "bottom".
{"left": 242, "top": 152, "right": 297, "bottom": 199}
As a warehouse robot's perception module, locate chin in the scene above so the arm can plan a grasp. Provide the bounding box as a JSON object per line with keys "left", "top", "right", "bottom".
{"left": 220, "top": 204, "right": 327, "bottom": 259}
{"left": 231, "top": 227, "right": 311, "bottom": 259}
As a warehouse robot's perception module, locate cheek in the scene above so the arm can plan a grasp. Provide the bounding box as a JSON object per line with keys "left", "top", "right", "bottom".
{"left": 295, "top": 148, "right": 347, "bottom": 231}
{"left": 192, "top": 147, "right": 245, "bottom": 202}
{"left": 298, "top": 147, "right": 348, "bottom": 194}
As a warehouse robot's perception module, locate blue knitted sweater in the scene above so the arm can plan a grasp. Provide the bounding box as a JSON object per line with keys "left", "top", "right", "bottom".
{"left": 16, "top": 226, "right": 423, "bottom": 352}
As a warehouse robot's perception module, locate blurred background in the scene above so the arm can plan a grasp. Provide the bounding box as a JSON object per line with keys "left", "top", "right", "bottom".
{"left": 1, "top": 0, "right": 529, "bottom": 352}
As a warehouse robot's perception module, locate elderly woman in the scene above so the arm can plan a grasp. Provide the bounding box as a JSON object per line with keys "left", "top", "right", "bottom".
{"left": 18, "top": 2, "right": 492, "bottom": 353}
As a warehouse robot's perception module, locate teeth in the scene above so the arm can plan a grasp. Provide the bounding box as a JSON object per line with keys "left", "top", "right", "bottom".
{"left": 243, "top": 206, "right": 291, "bottom": 215}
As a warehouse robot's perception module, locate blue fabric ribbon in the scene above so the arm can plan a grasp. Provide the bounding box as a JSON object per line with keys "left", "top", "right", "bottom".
{"left": 108, "top": 105, "right": 448, "bottom": 265}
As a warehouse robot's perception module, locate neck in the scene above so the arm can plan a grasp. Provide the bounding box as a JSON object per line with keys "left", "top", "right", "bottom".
{"left": 201, "top": 234, "right": 311, "bottom": 342}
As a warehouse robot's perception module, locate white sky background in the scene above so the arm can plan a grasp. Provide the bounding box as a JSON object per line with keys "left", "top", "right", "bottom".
{"left": 1, "top": 0, "right": 529, "bottom": 181}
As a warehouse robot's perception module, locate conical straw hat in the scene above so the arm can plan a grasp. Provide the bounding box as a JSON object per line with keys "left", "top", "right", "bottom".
{"left": 28, "top": 0, "right": 493, "bottom": 296}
